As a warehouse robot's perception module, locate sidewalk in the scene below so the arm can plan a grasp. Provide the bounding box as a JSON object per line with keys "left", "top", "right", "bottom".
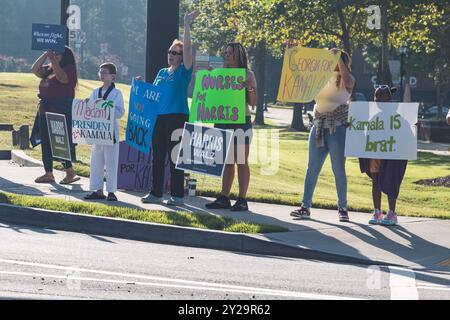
{"left": 418, "top": 141, "right": 450, "bottom": 156}
{"left": 0, "top": 159, "right": 449, "bottom": 271}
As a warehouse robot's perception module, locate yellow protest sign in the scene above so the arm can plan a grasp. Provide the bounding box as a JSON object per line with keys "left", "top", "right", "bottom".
{"left": 277, "top": 47, "right": 341, "bottom": 103}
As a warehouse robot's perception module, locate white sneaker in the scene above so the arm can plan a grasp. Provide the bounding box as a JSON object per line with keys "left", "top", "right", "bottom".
{"left": 141, "top": 194, "right": 163, "bottom": 204}
{"left": 381, "top": 210, "right": 398, "bottom": 226}
{"left": 166, "top": 196, "right": 184, "bottom": 206}
{"left": 369, "top": 209, "right": 383, "bottom": 225}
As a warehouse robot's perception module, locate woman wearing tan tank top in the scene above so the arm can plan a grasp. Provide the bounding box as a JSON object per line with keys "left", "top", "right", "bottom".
{"left": 291, "top": 48, "right": 355, "bottom": 222}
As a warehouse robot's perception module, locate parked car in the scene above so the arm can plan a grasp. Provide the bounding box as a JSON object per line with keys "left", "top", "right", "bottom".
{"left": 419, "top": 106, "right": 449, "bottom": 119}
{"left": 354, "top": 92, "right": 367, "bottom": 101}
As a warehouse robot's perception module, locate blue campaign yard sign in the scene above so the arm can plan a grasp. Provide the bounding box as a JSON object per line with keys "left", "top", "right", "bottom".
{"left": 32, "top": 24, "right": 67, "bottom": 53}
{"left": 176, "top": 123, "right": 233, "bottom": 178}
{"left": 126, "top": 78, "right": 171, "bottom": 154}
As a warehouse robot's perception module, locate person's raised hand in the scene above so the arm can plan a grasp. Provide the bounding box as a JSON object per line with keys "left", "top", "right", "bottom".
{"left": 330, "top": 48, "right": 341, "bottom": 55}
{"left": 185, "top": 10, "right": 200, "bottom": 26}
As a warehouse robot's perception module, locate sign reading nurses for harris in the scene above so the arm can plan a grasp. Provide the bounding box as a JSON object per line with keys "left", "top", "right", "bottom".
{"left": 125, "top": 78, "right": 170, "bottom": 154}
{"left": 72, "top": 99, "right": 115, "bottom": 146}
{"left": 189, "top": 68, "right": 246, "bottom": 125}
{"left": 32, "top": 24, "right": 67, "bottom": 53}
{"left": 345, "top": 102, "right": 419, "bottom": 161}
{"left": 277, "top": 46, "right": 340, "bottom": 103}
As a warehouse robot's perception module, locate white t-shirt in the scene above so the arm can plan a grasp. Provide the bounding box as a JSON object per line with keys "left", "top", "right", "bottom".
{"left": 314, "top": 72, "right": 352, "bottom": 113}
{"left": 447, "top": 109, "right": 450, "bottom": 121}
{"left": 89, "top": 86, "right": 125, "bottom": 142}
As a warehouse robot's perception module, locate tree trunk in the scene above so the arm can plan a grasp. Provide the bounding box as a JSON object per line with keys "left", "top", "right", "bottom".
{"left": 254, "top": 40, "right": 266, "bottom": 125}
{"left": 291, "top": 103, "right": 307, "bottom": 131}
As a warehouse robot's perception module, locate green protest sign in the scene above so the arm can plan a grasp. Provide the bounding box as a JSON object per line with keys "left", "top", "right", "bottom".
{"left": 189, "top": 68, "right": 246, "bottom": 124}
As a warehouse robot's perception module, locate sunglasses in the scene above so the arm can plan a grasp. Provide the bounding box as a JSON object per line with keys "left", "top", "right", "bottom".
{"left": 374, "top": 84, "right": 392, "bottom": 94}
{"left": 167, "top": 50, "right": 182, "bottom": 56}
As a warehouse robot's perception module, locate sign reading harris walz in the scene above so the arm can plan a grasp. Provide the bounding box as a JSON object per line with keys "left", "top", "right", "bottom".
{"left": 32, "top": 23, "right": 67, "bottom": 53}
{"left": 46, "top": 112, "right": 72, "bottom": 161}
{"left": 176, "top": 123, "right": 233, "bottom": 178}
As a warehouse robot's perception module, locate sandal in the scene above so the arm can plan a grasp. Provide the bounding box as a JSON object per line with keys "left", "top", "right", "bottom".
{"left": 35, "top": 175, "right": 55, "bottom": 184}
{"left": 59, "top": 175, "right": 81, "bottom": 185}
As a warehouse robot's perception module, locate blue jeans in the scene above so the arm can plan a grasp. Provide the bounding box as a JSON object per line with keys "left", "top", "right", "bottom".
{"left": 302, "top": 125, "right": 347, "bottom": 209}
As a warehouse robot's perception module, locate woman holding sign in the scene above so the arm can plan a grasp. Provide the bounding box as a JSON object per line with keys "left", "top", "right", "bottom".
{"left": 205, "top": 43, "right": 257, "bottom": 212}
{"left": 141, "top": 11, "right": 199, "bottom": 206}
{"left": 31, "top": 46, "right": 80, "bottom": 185}
{"left": 291, "top": 49, "right": 354, "bottom": 222}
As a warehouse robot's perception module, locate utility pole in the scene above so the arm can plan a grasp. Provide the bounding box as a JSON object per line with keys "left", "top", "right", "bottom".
{"left": 60, "top": 0, "right": 70, "bottom": 45}
{"left": 146, "top": 0, "right": 180, "bottom": 82}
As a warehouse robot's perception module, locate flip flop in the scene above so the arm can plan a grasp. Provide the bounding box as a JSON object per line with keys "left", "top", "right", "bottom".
{"left": 59, "top": 176, "right": 81, "bottom": 185}
{"left": 35, "top": 176, "right": 55, "bottom": 184}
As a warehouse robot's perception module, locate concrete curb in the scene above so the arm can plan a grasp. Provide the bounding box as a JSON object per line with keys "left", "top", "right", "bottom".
{"left": 0, "top": 203, "right": 395, "bottom": 267}
{"left": 11, "top": 150, "right": 43, "bottom": 167}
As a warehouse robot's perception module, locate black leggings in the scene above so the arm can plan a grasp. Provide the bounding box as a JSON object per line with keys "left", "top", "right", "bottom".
{"left": 151, "top": 114, "right": 188, "bottom": 198}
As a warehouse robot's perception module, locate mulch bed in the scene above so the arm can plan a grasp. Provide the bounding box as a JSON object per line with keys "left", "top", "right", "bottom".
{"left": 415, "top": 176, "right": 450, "bottom": 188}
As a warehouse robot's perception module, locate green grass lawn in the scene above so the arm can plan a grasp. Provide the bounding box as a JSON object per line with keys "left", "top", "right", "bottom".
{"left": 0, "top": 191, "right": 287, "bottom": 234}
{"left": 1, "top": 72, "right": 449, "bottom": 219}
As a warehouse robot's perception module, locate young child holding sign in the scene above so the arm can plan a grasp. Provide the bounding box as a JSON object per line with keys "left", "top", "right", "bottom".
{"left": 84, "top": 63, "right": 125, "bottom": 202}
{"left": 360, "top": 85, "right": 407, "bottom": 226}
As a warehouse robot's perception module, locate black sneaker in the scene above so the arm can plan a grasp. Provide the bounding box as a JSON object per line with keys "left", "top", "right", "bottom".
{"left": 230, "top": 198, "right": 249, "bottom": 212}
{"left": 338, "top": 208, "right": 350, "bottom": 222}
{"left": 84, "top": 192, "right": 106, "bottom": 200}
{"left": 107, "top": 193, "right": 118, "bottom": 202}
{"left": 205, "top": 195, "right": 231, "bottom": 209}
{"left": 290, "top": 207, "right": 311, "bottom": 219}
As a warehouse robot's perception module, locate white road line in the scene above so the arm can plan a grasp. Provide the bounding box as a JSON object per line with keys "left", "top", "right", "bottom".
{"left": 389, "top": 267, "right": 419, "bottom": 300}
{"left": 417, "top": 286, "right": 450, "bottom": 292}
{"left": 0, "top": 258, "right": 363, "bottom": 300}
{"left": 0, "top": 270, "right": 363, "bottom": 300}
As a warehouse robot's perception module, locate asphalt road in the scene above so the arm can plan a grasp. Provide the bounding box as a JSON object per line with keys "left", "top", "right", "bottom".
{"left": 0, "top": 222, "right": 449, "bottom": 300}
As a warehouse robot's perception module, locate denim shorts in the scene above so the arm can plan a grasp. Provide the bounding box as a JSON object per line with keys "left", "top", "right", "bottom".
{"left": 215, "top": 116, "right": 253, "bottom": 145}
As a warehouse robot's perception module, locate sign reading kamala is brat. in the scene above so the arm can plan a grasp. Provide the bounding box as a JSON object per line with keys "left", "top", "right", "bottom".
{"left": 72, "top": 99, "right": 115, "bottom": 146}
{"left": 345, "top": 102, "right": 419, "bottom": 160}
{"left": 189, "top": 68, "right": 246, "bottom": 124}
{"left": 277, "top": 47, "right": 340, "bottom": 103}
{"left": 125, "top": 78, "right": 169, "bottom": 154}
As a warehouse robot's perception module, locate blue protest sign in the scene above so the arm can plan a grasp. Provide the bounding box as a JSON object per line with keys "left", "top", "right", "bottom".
{"left": 176, "top": 123, "right": 233, "bottom": 178}
{"left": 32, "top": 24, "right": 67, "bottom": 53}
{"left": 125, "top": 78, "right": 170, "bottom": 154}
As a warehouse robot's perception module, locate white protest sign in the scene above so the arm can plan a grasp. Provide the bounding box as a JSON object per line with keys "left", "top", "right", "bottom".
{"left": 72, "top": 99, "right": 115, "bottom": 146}
{"left": 345, "top": 102, "right": 419, "bottom": 160}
